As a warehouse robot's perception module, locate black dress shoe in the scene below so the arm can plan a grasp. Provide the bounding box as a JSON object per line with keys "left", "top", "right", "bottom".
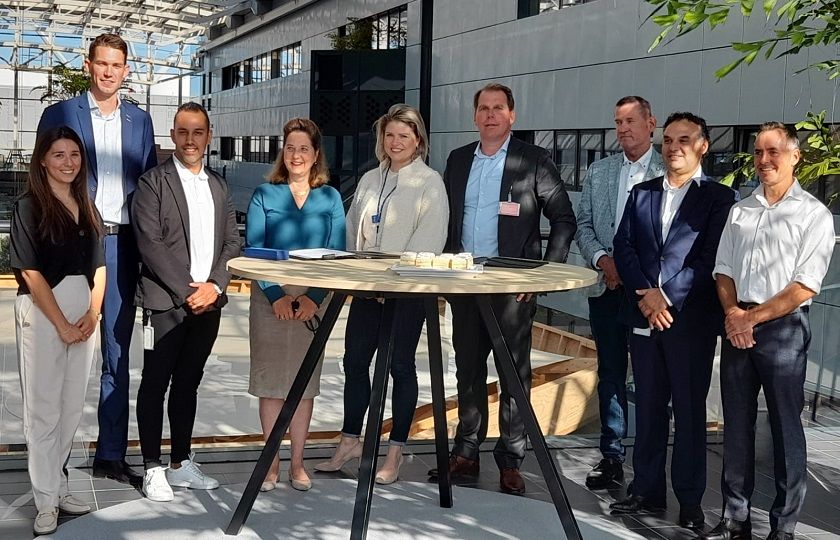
{"left": 92, "top": 459, "right": 143, "bottom": 485}
{"left": 585, "top": 458, "right": 624, "bottom": 490}
{"left": 678, "top": 505, "right": 705, "bottom": 529}
{"left": 609, "top": 494, "right": 666, "bottom": 514}
{"left": 697, "top": 518, "right": 752, "bottom": 540}
{"left": 766, "top": 531, "right": 794, "bottom": 540}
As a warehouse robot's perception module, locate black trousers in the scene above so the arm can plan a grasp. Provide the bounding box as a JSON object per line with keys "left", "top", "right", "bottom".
{"left": 341, "top": 297, "right": 426, "bottom": 444}
{"left": 720, "top": 308, "right": 810, "bottom": 533}
{"left": 136, "top": 306, "right": 221, "bottom": 468}
{"left": 449, "top": 295, "right": 536, "bottom": 470}
{"left": 628, "top": 308, "right": 716, "bottom": 506}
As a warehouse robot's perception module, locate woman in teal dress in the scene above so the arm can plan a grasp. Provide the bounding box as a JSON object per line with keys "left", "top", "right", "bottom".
{"left": 246, "top": 118, "right": 345, "bottom": 492}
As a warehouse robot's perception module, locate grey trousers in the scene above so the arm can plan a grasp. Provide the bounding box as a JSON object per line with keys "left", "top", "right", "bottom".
{"left": 720, "top": 308, "right": 810, "bottom": 533}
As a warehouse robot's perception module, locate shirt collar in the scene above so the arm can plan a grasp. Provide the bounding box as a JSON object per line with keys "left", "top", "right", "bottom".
{"left": 623, "top": 145, "right": 654, "bottom": 168}
{"left": 755, "top": 178, "right": 804, "bottom": 207}
{"left": 86, "top": 91, "right": 121, "bottom": 117}
{"left": 663, "top": 166, "right": 702, "bottom": 192}
{"left": 474, "top": 134, "right": 511, "bottom": 159}
{"left": 173, "top": 155, "right": 208, "bottom": 181}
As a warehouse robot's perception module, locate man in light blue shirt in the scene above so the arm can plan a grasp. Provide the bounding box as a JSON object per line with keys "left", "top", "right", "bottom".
{"left": 461, "top": 135, "right": 510, "bottom": 257}
{"left": 435, "top": 83, "right": 576, "bottom": 495}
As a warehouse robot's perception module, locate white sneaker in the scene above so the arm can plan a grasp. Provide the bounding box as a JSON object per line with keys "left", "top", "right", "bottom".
{"left": 143, "top": 466, "right": 174, "bottom": 502}
{"left": 33, "top": 508, "right": 58, "bottom": 536}
{"left": 58, "top": 493, "right": 91, "bottom": 515}
{"left": 166, "top": 453, "right": 219, "bottom": 490}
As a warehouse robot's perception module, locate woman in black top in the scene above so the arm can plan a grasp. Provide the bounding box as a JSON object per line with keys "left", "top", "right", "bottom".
{"left": 10, "top": 126, "right": 105, "bottom": 536}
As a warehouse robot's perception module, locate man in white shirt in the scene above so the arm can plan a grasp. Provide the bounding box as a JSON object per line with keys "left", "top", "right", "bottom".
{"left": 575, "top": 96, "right": 665, "bottom": 490}
{"left": 131, "top": 102, "right": 240, "bottom": 502}
{"left": 701, "top": 123, "right": 835, "bottom": 540}
{"left": 37, "top": 33, "right": 158, "bottom": 484}
{"left": 611, "top": 113, "right": 738, "bottom": 530}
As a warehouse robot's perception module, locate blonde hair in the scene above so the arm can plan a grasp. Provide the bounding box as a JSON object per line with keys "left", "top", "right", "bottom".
{"left": 267, "top": 118, "right": 329, "bottom": 188}
{"left": 373, "top": 104, "right": 429, "bottom": 165}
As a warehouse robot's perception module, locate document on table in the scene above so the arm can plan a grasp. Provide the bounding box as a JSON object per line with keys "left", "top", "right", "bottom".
{"left": 289, "top": 248, "right": 356, "bottom": 260}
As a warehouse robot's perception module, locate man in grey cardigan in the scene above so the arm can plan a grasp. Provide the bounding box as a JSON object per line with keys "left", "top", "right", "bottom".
{"left": 434, "top": 83, "right": 576, "bottom": 495}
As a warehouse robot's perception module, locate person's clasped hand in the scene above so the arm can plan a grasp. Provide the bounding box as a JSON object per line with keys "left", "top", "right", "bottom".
{"left": 293, "top": 295, "right": 318, "bottom": 321}
{"left": 74, "top": 309, "right": 99, "bottom": 342}
{"left": 186, "top": 282, "right": 219, "bottom": 314}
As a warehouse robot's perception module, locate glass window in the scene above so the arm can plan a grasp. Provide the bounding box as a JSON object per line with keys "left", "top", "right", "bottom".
{"left": 703, "top": 127, "right": 735, "bottom": 182}
{"left": 535, "top": 130, "right": 555, "bottom": 158}
{"left": 578, "top": 130, "right": 605, "bottom": 189}
{"left": 555, "top": 131, "right": 577, "bottom": 189}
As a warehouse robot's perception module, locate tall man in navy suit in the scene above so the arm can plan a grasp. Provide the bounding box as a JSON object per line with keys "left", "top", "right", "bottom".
{"left": 433, "top": 83, "right": 576, "bottom": 495}
{"left": 610, "top": 113, "right": 737, "bottom": 530}
{"left": 37, "top": 33, "right": 157, "bottom": 484}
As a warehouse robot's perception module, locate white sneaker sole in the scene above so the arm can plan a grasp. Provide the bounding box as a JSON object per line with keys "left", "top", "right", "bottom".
{"left": 143, "top": 490, "right": 174, "bottom": 502}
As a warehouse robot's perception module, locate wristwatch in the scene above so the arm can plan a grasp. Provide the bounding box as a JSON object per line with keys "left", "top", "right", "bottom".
{"left": 210, "top": 282, "right": 223, "bottom": 295}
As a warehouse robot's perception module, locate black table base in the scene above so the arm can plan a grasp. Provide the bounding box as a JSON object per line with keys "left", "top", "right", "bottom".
{"left": 225, "top": 293, "right": 580, "bottom": 539}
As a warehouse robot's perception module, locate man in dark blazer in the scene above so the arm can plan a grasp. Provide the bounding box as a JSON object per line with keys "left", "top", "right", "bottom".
{"left": 131, "top": 102, "right": 240, "bottom": 502}
{"left": 37, "top": 33, "right": 157, "bottom": 484}
{"left": 435, "top": 83, "right": 576, "bottom": 495}
{"left": 611, "top": 112, "right": 737, "bottom": 530}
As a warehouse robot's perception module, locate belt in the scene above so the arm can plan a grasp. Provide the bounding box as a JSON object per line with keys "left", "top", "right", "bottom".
{"left": 738, "top": 301, "right": 809, "bottom": 314}
{"left": 103, "top": 224, "right": 132, "bottom": 235}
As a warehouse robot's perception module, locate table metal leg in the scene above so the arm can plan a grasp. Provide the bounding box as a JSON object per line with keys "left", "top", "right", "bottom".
{"left": 424, "top": 297, "right": 453, "bottom": 508}
{"left": 350, "top": 300, "right": 396, "bottom": 540}
{"left": 475, "top": 295, "right": 582, "bottom": 540}
{"left": 225, "top": 292, "right": 348, "bottom": 536}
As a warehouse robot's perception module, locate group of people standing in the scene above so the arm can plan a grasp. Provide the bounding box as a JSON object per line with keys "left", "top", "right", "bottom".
{"left": 8, "top": 30, "right": 835, "bottom": 540}
{"left": 577, "top": 96, "right": 835, "bottom": 540}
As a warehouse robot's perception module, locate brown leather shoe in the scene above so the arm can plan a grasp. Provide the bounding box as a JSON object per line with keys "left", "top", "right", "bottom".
{"left": 500, "top": 467, "right": 525, "bottom": 494}
{"left": 427, "top": 454, "right": 480, "bottom": 479}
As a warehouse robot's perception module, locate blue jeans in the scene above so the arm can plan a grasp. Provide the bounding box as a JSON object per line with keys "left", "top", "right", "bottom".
{"left": 95, "top": 232, "right": 139, "bottom": 461}
{"left": 341, "top": 297, "right": 425, "bottom": 444}
{"left": 588, "top": 287, "right": 629, "bottom": 462}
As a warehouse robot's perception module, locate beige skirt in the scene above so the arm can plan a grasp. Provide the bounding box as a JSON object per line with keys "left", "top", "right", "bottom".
{"left": 248, "top": 284, "right": 329, "bottom": 399}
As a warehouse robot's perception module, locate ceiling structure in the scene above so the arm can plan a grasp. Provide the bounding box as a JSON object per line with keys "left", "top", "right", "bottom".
{"left": 0, "top": 0, "right": 253, "bottom": 85}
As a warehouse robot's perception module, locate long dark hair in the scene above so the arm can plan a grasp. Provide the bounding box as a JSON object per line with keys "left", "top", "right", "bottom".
{"left": 28, "top": 126, "right": 102, "bottom": 243}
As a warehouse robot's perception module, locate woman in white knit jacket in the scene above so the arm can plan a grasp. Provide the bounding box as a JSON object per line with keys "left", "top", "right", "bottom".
{"left": 315, "top": 104, "right": 448, "bottom": 484}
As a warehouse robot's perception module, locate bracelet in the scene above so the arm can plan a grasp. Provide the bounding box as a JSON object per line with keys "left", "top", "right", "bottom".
{"left": 88, "top": 309, "right": 102, "bottom": 321}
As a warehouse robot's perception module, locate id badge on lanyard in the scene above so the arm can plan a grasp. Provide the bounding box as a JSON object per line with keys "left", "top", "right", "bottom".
{"left": 499, "top": 187, "right": 520, "bottom": 216}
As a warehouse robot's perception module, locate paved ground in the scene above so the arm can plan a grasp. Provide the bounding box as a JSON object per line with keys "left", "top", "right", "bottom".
{"left": 1, "top": 289, "right": 840, "bottom": 539}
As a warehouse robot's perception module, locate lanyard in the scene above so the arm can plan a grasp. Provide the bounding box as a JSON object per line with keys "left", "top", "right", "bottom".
{"left": 373, "top": 168, "right": 397, "bottom": 231}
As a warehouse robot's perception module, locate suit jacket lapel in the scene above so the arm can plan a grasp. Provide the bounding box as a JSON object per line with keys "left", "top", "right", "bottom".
{"left": 450, "top": 144, "right": 477, "bottom": 250}
{"left": 650, "top": 184, "right": 664, "bottom": 248}
{"left": 163, "top": 159, "right": 191, "bottom": 248}
{"left": 499, "top": 138, "right": 522, "bottom": 202}
{"left": 606, "top": 154, "right": 621, "bottom": 221}
{"left": 208, "top": 173, "right": 225, "bottom": 262}
{"left": 75, "top": 95, "right": 98, "bottom": 181}
{"left": 121, "top": 105, "right": 134, "bottom": 183}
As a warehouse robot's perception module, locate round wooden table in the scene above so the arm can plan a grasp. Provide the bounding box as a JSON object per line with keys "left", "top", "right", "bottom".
{"left": 225, "top": 256, "right": 597, "bottom": 540}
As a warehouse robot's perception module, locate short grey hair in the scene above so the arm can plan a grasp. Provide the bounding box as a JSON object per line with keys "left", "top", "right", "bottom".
{"left": 757, "top": 121, "right": 800, "bottom": 150}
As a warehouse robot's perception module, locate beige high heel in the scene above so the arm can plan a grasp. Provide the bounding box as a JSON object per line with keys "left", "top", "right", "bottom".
{"left": 289, "top": 469, "right": 311, "bottom": 491}
{"left": 314, "top": 437, "right": 363, "bottom": 472}
{"left": 375, "top": 449, "right": 403, "bottom": 485}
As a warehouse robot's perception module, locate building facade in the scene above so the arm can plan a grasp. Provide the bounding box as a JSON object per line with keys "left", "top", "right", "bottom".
{"left": 201, "top": 0, "right": 839, "bottom": 400}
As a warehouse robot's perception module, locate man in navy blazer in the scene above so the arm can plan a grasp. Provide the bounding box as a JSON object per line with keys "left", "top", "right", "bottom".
{"left": 37, "top": 33, "right": 157, "bottom": 484}
{"left": 610, "top": 112, "right": 737, "bottom": 530}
